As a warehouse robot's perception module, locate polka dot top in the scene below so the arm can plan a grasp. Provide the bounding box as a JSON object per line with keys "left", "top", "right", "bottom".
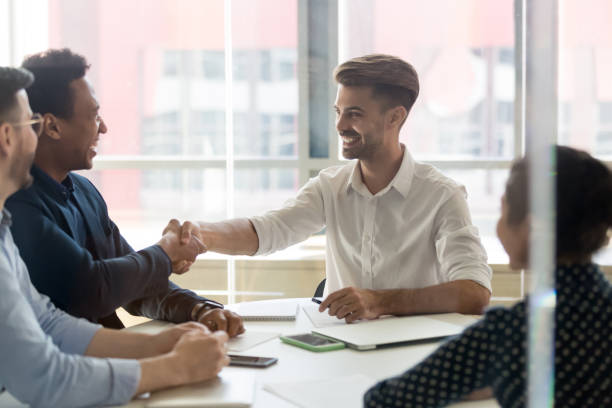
{"left": 364, "top": 263, "right": 612, "bottom": 407}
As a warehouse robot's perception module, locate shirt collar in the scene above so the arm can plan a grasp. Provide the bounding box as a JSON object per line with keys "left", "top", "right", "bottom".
{"left": 31, "top": 165, "right": 76, "bottom": 201}
{"left": 345, "top": 144, "right": 414, "bottom": 198}
{"left": 0, "top": 209, "right": 12, "bottom": 227}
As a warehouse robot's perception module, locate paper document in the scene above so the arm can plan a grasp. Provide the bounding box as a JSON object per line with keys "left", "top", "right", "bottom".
{"left": 228, "top": 331, "right": 279, "bottom": 352}
{"left": 144, "top": 370, "right": 254, "bottom": 407}
{"left": 301, "top": 303, "right": 347, "bottom": 328}
{"left": 226, "top": 300, "right": 298, "bottom": 321}
{"left": 264, "top": 374, "right": 375, "bottom": 408}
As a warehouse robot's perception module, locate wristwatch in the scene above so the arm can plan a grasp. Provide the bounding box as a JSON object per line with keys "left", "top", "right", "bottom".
{"left": 191, "top": 299, "right": 224, "bottom": 321}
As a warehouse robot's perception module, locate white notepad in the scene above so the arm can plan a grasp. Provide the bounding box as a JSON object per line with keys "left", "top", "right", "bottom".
{"left": 302, "top": 303, "right": 348, "bottom": 328}
{"left": 228, "top": 331, "right": 279, "bottom": 352}
{"left": 264, "top": 374, "right": 375, "bottom": 408}
{"left": 312, "top": 313, "right": 476, "bottom": 350}
{"left": 143, "top": 371, "right": 254, "bottom": 407}
{"left": 226, "top": 300, "right": 298, "bottom": 321}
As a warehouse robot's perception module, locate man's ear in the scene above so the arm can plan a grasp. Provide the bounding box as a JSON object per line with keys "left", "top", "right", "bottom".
{"left": 42, "top": 113, "right": 62, "bottom": 140}
{"left": 0, "top": 122, "right": 14, "bottom": 157}
{"left": 387, "top": 105, "right": 407, "bottom": 129}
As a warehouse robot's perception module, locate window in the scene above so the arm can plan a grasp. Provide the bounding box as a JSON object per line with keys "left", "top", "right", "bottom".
{"left": 340, "top": 0, "right": 516, "bottom": 263}
{"left": 2, "top": 0, "right": 610, "bottom": 305}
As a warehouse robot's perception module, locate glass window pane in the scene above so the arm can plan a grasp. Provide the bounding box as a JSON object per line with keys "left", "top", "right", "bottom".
{"left": 48, "top": 0, "right": 226, "bottom": 158}
{"left": 559, "top": 0, "right": 612, "bottom": 158}
{"left": 234, "top": 168, "right": 299, "bottom": 217}
{"left": 80, "top": 169, "right": 227, "bottom": 251}
{"left": 340, "top": 0, "right": 515, "bottom": 160}
{"left": 231, "top": 0, "right": 299, "bottom": 159}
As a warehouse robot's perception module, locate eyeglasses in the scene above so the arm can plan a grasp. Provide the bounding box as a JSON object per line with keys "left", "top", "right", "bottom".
{"left": 12, "top": 113, "right": 44, "bottom": 137}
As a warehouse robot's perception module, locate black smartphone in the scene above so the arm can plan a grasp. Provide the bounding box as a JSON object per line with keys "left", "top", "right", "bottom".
{"left": 228, "top": 354, "right": 278, "bottom": 368}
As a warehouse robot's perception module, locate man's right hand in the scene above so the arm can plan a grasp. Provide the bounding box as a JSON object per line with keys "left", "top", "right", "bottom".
{"left": 136, "top": 328, "right": 229, "bottom": 395}
{"left": 170, "top": 330, "right": 230, "bottom": 383}
{"left": 157, "top": 219, "right": 207, "bottom": 273}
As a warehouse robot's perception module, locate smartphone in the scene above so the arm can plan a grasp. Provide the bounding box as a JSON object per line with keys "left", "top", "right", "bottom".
{"left": 228, "top": 354, "right": 278, "bottom": 368}
{"left": 279, "top": 333, "right": 345, "bottom": 352}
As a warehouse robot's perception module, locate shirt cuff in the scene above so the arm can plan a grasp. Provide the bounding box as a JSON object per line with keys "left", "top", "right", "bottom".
{"left": 61, "top": 318, "right": 102, "bottom": 355}
{"left": 248, "top": 216, "right": 268, "bottom": 256}
{"left": 151, "top": 245, "right": 173, "bottom": 277}
{"left": 107, "top": 358, "right": 141, "bottom": 405}
{"left": 449, "top": 268, "right": 493, "bottom": 293}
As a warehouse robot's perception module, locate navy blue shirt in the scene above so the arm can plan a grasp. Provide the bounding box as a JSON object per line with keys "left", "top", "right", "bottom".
{"left": 364, "top": 263, "right": 612, "bottom": 407}
{"left": 36, "top": 168, "right": 89, "bottom": 248}
{"left": 6, "top": 165, "right": 207, "bottom": 328}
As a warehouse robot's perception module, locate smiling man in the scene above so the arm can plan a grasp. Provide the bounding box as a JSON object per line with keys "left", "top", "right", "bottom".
{"left": 0, "top": 66, "right": 229, "bottom": 408}
{"left": 6, "top": 49, "right": 243, "bottom": 335}
{"left": 190, "top": 54, "right": 492, "bottom": 321}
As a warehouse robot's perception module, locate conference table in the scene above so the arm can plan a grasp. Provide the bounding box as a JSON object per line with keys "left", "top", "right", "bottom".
{"left": 120, "top": 298, "right": 499, "bottom": 408}
{"left": 0, "top": 298, "right": 499, "bottom": 408}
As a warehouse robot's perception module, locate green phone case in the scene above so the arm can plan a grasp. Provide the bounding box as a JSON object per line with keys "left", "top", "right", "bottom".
{"left": 280, "top": 334, "right": 346, "bottom": 352}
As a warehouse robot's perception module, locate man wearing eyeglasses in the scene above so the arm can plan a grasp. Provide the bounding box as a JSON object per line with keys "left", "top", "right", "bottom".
{"left": 5, "top": 48, "right": 244, "bottom": 336}
{"left": 0, "top": 65, "right": 231, "bottom": 408}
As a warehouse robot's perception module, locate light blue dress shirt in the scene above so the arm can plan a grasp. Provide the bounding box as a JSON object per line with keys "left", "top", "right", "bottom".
{"left": 0, "top": 209, "right": 141, "bottom": 407}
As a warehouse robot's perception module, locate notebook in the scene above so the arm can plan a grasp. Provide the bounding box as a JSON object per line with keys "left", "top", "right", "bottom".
{"left": 226, "top": 300, "right": 298, "bottom": 321}
{"left": 227, "top": 331, "right": 280, "bottom": 352}
{"left": 302, "top": 303, "right": 350, "bottom": 327}
{"left": 143, "top": 371, "right": 254, "bottom": 407}
{"left": 263, "top": 374, "right": 375, "bottom": 408}
{"left": 312, "top": 313, "right": 476, "bottom": 350}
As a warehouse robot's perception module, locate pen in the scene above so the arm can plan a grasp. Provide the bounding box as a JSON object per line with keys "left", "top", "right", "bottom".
{"left": 311, "top": 297, "right": 322, "bottom": 304}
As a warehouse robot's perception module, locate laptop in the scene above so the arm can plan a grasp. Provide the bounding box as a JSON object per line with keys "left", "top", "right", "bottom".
{"left": 311, "top": 313, "right": 476, "bottom": 350}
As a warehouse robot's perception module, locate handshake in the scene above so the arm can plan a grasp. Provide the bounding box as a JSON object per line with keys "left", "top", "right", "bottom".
{"left": 156, "top": 219, "right": 206, "bottom": 275}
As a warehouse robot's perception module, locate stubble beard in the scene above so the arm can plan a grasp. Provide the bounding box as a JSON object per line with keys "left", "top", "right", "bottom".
{"left": 341, "top": 136, "right": 379, "bottom": 161}
{"left": 12, "top": 152, "right": 35, "bottom": 190}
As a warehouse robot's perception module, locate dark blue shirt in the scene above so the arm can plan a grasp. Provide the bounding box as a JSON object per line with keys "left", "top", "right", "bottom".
{"left": 35, "top": 168, "right": 89, "bottom": 248}
{"left": 364, "top": 263, "right": 612, "bottom": 407}
{"left": 6, "top": 165, "right": 207, "bottom": 328}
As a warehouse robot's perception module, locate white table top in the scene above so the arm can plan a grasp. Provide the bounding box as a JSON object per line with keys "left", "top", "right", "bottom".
{"left": 121, "top": 298, "right": 499, "bottom": 408}
{"left": 0, "top": 298, "right": 499, "bottom": 408}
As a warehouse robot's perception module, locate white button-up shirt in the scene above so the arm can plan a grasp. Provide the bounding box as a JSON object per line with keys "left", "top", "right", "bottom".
{"left": 251, "top": 147, "right": 492, "bottom": 294}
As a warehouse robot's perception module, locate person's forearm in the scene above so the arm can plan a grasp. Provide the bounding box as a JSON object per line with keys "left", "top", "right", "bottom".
{"left": 197, "top": 218, "right": 259, "bottom": 255}
{"left": 135, "top": 353, "right": 183, "bottom": 396}
{"left": 85, "top": 329, "right": 161, "bottom": 359}
{"left": 374, "top": 280, "right": 490, "bottom": 316}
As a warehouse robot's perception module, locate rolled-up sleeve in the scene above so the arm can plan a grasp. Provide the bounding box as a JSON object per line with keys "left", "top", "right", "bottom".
{"left": 250, "top": 177, "right": 326, "bottom": 256}
{"left": 433, "top": 188, "right": 492, "bottom": 292}
{"left": 0, "top": 247, "right": 141, "bottom": 407}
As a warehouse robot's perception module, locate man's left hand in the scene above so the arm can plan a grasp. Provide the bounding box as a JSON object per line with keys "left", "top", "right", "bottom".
{"left": 197, "top": 308, "right": 245, "bottom": 338}
{"left": 319, "top": 287, "right": 380, "bottom": 323}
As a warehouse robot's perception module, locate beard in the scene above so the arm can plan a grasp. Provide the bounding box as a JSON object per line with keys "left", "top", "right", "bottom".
{"left": 340, "top": 130, "right": 380, "bottom": 161}
{"left": 9, "top": 152, "right": 35, "bottom": 190}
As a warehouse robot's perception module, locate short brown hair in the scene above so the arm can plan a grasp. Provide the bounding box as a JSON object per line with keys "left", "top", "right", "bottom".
{"left": 334, "top": 54, "right": 419, "bottom": 117}
{"left": 0, "top": 67, "right": 34, "bottom": 123}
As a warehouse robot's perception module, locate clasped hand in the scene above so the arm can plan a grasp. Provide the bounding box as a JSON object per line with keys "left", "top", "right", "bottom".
{"left": 158, "top": 219, "right": 206, "bottom": 274}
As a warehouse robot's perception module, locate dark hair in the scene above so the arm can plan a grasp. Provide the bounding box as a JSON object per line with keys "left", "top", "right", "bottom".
{"left": 505, "top": 145, "right": 612, "bottom": 259}
{"left": 21, "top": 48, "right": 89, "bottom": 119}
{"left": 334, "top": 54, "right": 419, "bottom": 119}
{"left": 0, "top": 67, "right": 34, "bottom": 123}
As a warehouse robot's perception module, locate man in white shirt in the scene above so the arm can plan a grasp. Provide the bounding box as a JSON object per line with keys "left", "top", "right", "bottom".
{"left": 192, "top": 54, "right": 492, "bottom": 321}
